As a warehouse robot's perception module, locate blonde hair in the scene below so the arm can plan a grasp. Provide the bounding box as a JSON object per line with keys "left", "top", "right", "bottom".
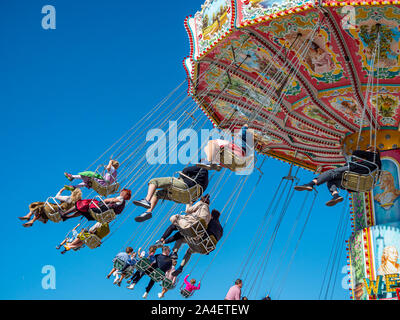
{"left": 70, "top": 188, "right": 82, "bottom": 204}
{"left": 111, "top": 160, "right": 120, "bottom": 169}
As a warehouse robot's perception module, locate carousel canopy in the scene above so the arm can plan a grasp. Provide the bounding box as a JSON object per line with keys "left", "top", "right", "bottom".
{"left": 184, "top": 0, "right": 400, "bottom": 171}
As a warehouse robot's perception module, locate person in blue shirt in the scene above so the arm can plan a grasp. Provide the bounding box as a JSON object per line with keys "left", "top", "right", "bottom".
{"left": 106, "top": 247, "right": 134, "bottom": 280}
{"left": 127, "top": 245, "right": 157, "bottom": 290}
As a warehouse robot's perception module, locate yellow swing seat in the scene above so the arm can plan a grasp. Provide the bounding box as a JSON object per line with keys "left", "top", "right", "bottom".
{"left": 341, "top": 156, "right": 380, "bottom": 192}
{"left": 90, "top": 179, "right": 120, "bottom": 197}
{"left": 83, "top": 234, "right": 102, "bottom": 249}
{"left": 166, "top": 172, "right": 204, "bottom": 204}
{"left": 219, "top": 147, "right": 253, "bottom": 172}
{"left": 88, "top": 196, "right": 116, "bottom": 224}
{"left": 44, "top": 197, "right": 63, "bottom": 223}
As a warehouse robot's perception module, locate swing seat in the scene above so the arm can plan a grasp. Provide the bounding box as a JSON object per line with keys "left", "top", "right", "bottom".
{"left": 91, "top": 179, "right": 120, "bottom": 197}
{"left": 113, "top": 258, "right": 126, "bottom": 271}
{"left": 341, "top": 171, "right": 377, "bottom": 192}
{"left": 177, "top": 219, "right": 217, "bottom": 254}
{"left": 135, "top": 258, "right": 152, "bottom": 273}
{"left": 180, "top": 288, "right": 193, "bottom": 298}
{"left": 122, "top": 266, "right": 135, "bottom": 278}
{"left": 89, "top": 196, "right": 116, "bottom": 224}
{"left": 44, "top": 198, "right": 63, "bottom": 223}
{"left": 149, "top": 268, "right": 166, "bottom": 282}
{"left": 89, "top": 208, "right": 116, "bottom": 224}
{"left": 166, "top": 173, "right": 203, "bottom": 204}
{"left": 83, "top": 234, "right": 102, "bottom": 249}
{"left": 219, "top": 147, "right": 252, "bottom": 172}
{"left": 162, "top": 278, "right": 175, "bottom": 290}
{"left": 178, "top": 219, "right": 208, "bottom": 239}
{"left": 341, "top": 155, "right": 380, "bottom": 192}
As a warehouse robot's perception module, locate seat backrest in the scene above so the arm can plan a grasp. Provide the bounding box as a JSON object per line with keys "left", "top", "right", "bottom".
{"left": 341, "top": 171, "right": 377, "bottom": 193}
{"left": 219, "top": 148, "right": 249, "bottom": 171}
{"left": 167, "top": 184, "right": 202, "bottom": 204}
{"left": 84, "top": 234, "right": 102, "bottom": 249}
{"left": 89, "top": 209, "right": 116, "bottom": 224}
{"left": 91, "top": 179, "right": 120, "bottom": 197}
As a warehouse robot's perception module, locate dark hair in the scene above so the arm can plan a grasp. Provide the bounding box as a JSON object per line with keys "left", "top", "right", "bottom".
{"left": 149, "top": 245, "right": 157, "bottom": 253}
{"left": 211, "top": 209, "right": 220, "bottom": 220}
{"left": 235, "top": 279, "right": 242, "bottom": 285}
{"left": 126, "top": 247, "right": 133, "bottom": 254}
{"left": 202, "top": 194, "right": 210, "bottom": 203}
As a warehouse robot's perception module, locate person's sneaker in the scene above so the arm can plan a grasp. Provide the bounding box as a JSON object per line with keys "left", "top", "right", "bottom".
{"left": 133, "top": 199, "right": 151, "bottom": 209}
{"left": 294, "top": 183, "right": 314, "bottom": 191}
{"left": 134, "top": 212, "right": 153, "bottom": 223}
{"left": 158, "top": 292, "right": 164, "bottom": 299}
{"left": 172, "top": 266, "right": 183, "bottom": 277}
{"left": 197, "top": 159, "right": 214, "bottom": 170}
{"left": 326, "top": 194, "right": 344, "bottom": 207}
{"left": 170, "top": 252, "right": 178, "bottom": 260}
{"left": 142, "top": 292, "right": 148, "bottom": 299}
{"left": 210, "top": 164, "right": 223, "bottom": 171}
{"left": 64, "top": 185, "right": 75, "bottom": 192}
{"left": 154, "top": 240, "right": 164, "bottom": 249}
{"left": 64, "top": 172, "right": 74, "bottom": 181}
{"left": 127, "top": 283, "right": 135, "bottom": 290}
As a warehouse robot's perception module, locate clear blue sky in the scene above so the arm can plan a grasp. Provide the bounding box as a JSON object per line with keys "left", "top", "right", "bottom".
{"left": 0, "top": 0, "right": 351, "bottom": 300}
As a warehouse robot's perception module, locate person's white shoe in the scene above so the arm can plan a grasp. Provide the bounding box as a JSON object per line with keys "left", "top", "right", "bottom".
{"left": 158, "top": 292, "right": 164, "bottom": 299}
{"left": 142, "top": 292, "right": 148, "bottom": 299}
{"left": 113, "top": 276, "right": 120, "bottom": 285}
{"left": 127, "top": 283, "right": 135, "bottom": 290}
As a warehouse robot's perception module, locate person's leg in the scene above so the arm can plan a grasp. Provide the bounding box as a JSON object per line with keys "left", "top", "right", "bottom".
{"left": 325, "top": 180, "right": 344, "bottom": 207}
{"left": 173, "top": 248, "right": 192, "bottom": 277}
{"left": 65, "top": 238, "right": 83, "bottom": 250}
{"left": 107, "top": 268, "right": 117, "bottom": 279}
{"left": 19, "top": 211, "right": 34, "bottom": 221}
{"left": 165, "top": 232, "right": 184, "bottom": 245}
{"left": 160, "top": 224, "right": 178, "bottom": 243}
{"left": 145, "top": 279, "right": 155, "bottom": 294}
{"left": 180, "top": 249, "right": 193, "bottom": 268}
{"left": 295, "top": 166, "right": 349, "bottom": 191}
{"left": 23, "top": 215, "right": 38, "bottom": 227}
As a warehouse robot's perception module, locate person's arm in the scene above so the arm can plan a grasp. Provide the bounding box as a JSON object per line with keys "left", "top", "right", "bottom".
{"left": 184, "top": 274, "right": 190, "bottom": 285}
{"left": 182, "top": 166, "right": 199, "bottom": 176}
{"left": 106, "top": 160, "right": 113, "bottom": 171}
{"left": 234, "top": 288, "right": 240, "bottom": 301}
{"left": 55, "top": 187, "right": 71, "bottom": 203}
{"left": 195, "top": 281, "right": 201, "bottom": 290}
{"left": 185, "top": 201, "right": 201, "bottom": 214}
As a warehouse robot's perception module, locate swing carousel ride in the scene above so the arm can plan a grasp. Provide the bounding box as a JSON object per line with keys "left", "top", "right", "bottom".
{"left": 26, "top": 0, "right": 400, "bottom": 301}
{"left": 182, "top": 0, "right": 400, "bottom": 300}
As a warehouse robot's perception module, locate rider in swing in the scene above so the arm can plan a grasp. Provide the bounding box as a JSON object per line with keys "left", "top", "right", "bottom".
{"left": 294, "top": 146, "right": 381, "bottom": 206}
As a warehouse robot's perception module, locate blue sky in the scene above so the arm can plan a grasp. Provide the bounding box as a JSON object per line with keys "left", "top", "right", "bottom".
{"left": 0, "top": 0, "right": 351, "bottom": 300}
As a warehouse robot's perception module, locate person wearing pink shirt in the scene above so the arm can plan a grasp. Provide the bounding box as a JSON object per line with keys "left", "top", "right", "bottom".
{"left": 183, "top": 274, "right": 201, "bottom": 293}
{"left": 225, "top": 279, "right": 242, "bottom": 300}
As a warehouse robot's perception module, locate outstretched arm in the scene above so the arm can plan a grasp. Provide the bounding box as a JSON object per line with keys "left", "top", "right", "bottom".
{"left": 184, "top": 274, "right": 190, "bottom": 285}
